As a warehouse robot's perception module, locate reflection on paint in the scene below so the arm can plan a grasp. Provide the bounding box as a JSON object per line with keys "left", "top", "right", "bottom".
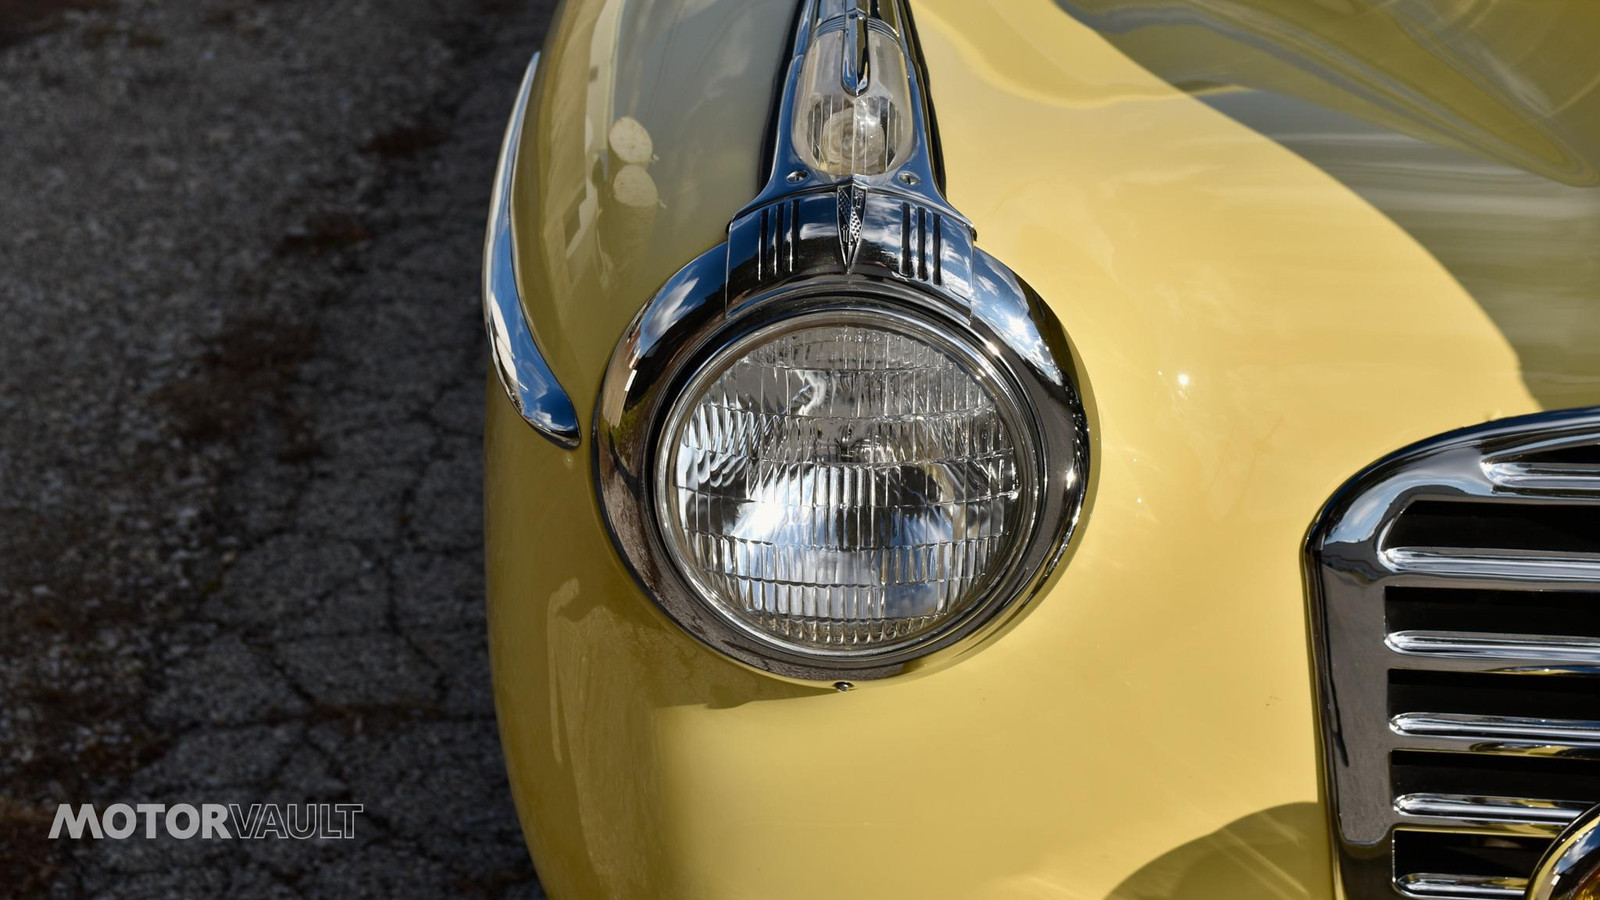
{"left": 1057, "top": 0, "right": 1600, "bottom": 410}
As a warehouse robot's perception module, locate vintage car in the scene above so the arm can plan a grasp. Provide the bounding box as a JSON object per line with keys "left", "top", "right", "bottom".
{"left": 482, "top": 0, "right": 1600, "bottom": 896}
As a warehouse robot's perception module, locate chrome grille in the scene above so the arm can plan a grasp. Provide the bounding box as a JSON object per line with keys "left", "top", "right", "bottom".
{"left": 1307, "top": 409, "right": 1600, "bottom": 899}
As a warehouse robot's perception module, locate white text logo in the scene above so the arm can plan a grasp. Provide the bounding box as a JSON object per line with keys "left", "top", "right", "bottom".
{"left": 49, "top": 803, "right": 364, "bottom": 840}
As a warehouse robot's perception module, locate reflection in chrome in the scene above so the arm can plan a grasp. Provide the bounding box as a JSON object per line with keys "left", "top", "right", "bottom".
{"left": 1306, "top": 408, "right": 1600, "bottom": 898}
{"left": 1482, "top": 461, "right": 1600, "bottom": 493}
{"left": 1394, "top": 873, "right": 1527, "bottom": 899}
{"left": 1395, "top": 793, "right": 1585, "bottom": 833}
{"left": 483, "top": 53, "right": 580, "bottom": 449}
{"left": 1482, "top": 435, "right": 1600, "bottom": 494}
{"left": 1388, "top": 631, "right": 1600, "bottom": 665}
{"left": 1384, "top": 547, "right": 1600, "bottom": 584}
{"left": 1391, "top": 713, "right": 1600, "bottom": 750}
{"left": 1527, "top": 804, "right": 1600, "bottom": 900}
{"left": 593, "top": 0, "right": 1089, "bottom": 680}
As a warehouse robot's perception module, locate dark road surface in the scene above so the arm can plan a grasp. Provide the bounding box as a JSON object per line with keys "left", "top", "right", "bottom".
{"left": 0, "top": 1, "right": 555, "bottom": 896}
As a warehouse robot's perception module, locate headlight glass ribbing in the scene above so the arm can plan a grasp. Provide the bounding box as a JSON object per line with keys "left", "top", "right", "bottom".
{"left": 656, "top": 312, "right": 1031, "bottom": 653}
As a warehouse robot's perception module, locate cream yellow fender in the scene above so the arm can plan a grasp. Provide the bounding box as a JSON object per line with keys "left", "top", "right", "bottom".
{"left": 485, "top": 1, "right": 1600, "bottom": 897}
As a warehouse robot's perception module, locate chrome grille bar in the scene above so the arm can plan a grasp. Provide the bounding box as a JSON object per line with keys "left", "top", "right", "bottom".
{"left": 1482, "top": 461, "right": 1600, "bottom": 492}
{"left": 1384, "top": 547, "right": 1600, "bottom": 586}
{"left": 1391, "top": 713, "right": 1600, "bottom": 748}
{"left": 1396, "top": 874, "right": 1528, "bottom": 899}
{"left": 1307, "top": 408, "right": 1600, "bottom": 898}
{"left": 1395, "top": 793, "right": 1586, "bottom": 833}
{"left": 1388, "top": 631, "right": 1600, "bottom": 664}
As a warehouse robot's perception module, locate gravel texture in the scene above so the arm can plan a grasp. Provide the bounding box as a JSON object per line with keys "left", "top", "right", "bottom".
{"left": 0, "top": 1, "right": 555, "bottom": 896}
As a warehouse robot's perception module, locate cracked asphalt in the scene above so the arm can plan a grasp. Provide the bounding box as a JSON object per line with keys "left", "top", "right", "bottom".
{"left": 0, "top": 1, "right": 555, "bottom": 896}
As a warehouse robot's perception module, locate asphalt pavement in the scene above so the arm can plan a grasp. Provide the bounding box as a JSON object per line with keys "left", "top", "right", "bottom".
{"left": 0, "top": 1, "right": 556, "bottom": 896}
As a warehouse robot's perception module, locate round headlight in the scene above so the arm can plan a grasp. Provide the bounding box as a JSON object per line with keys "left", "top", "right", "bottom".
{"left": 654, "top": 309, "right": 1038, "bottom": 657}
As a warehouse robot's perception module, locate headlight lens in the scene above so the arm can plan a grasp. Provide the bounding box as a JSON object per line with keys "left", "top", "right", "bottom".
{"left": 656, "top": 311, "right": 1034, "bottom": 654}
{"left": 792, "top": 26, "right": 913, "bottom": 177}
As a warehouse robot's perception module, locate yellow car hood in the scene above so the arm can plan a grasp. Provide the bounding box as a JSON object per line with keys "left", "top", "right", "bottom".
{"left": 1042, "top": 0, "right": 1600, "bottom": 410}
{"left": 490, "top": 1, "right": 1600, "bottom": 897}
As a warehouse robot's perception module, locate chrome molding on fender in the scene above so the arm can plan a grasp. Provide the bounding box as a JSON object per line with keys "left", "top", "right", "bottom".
{"left": 483, "top": 53, "right": 580, "bottom": 449}
{"left": 593, "top": 0, "right": 1090, "bottom": 680}
{"left": 1306, "top": 407, "right": 1600, "bottom": 899}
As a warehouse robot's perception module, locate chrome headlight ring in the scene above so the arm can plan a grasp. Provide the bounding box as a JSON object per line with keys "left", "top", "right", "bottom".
{"left": 593, "top": 0, "right": 1091, "bottom": 681}
{"left": 598, "top": 276, "right": 1087, "bottom": 681}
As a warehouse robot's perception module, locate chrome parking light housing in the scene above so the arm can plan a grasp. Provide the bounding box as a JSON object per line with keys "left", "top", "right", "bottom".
{"left": 594, "top": 0, "right": 1090, "bottom": 681}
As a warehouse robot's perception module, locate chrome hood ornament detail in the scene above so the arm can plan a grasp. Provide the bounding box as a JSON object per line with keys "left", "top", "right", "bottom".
{"left": 836, "top": 181, "right": 868, "bottom": 269}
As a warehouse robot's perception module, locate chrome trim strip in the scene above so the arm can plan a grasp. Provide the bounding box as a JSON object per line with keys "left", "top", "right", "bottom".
{"left": 1391, "top": 713, "right": 1600, "bottom": 748}
{"left": 1527, "top": 804, "right": 1600, "bottom": 900}
{"left": 483, "top": 53, "right": 580, "bottom": 449}
{"left": 1388, "top": 631, "right": 1600, "bottom": 664}
{"left": 1395, "top": 873, "right": 1528, "bottom": 899}
{"left": 1483, "top": 461, "right": 1600, "bottom": 492}
{"left": 1483, "top": 432, "right": 1600, "bottom": 495}
{"left": 1395, "top": 793, "right": 1585, "bottom": 833}
{"left": 841, "top": 8, "right": 871, "bottom": 96}
{"left": 1384, "top": 547, "right": 1600, "bottom": 585}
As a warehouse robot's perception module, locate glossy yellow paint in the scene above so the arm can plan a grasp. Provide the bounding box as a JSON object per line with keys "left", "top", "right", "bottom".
{"left": 488, "top": 1, "right": 1600, "bottom": 898}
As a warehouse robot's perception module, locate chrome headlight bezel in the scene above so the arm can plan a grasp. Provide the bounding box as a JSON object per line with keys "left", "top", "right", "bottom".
{"left": 597, "top": 274, "right": 1089, "bottom": 681}
{"left": 652, "top": 300, "right": 1045, "bottom": 666}
{"left": 593, "top": 0, "right": 1091, "bottom": 681}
